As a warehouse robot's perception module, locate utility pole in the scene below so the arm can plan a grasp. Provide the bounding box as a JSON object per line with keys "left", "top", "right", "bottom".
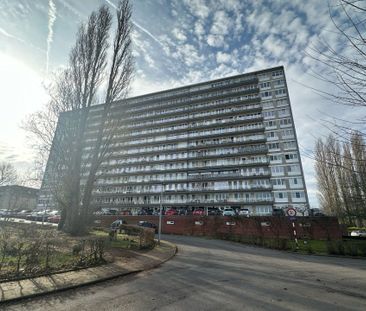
{"left": 158, "top": 183, "right": 163, "bottom": 245}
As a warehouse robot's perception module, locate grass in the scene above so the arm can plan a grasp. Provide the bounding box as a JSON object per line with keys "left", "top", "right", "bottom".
{"left": 219, "top": 233, "right": 366, "bottom": 257}
{"left": 89, "top": 229, "right": 140, "bottom": 249}
{"left": 288, "top": 239, "right": 328, "bottom": 254}
{"left": 0, "top": 222, "right": 107, "bottom": 281}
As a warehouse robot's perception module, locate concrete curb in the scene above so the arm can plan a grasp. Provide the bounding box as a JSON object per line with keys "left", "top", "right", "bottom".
{"left": 0, "top": 240, "right": 177, "bottom": 304}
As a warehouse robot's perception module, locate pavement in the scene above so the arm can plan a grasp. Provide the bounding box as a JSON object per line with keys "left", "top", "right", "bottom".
{"left": 0, "top": 240, "right": 176, "bottom": 304}
{"left": 4, "top": 234, "right": 366, "bottom": 311}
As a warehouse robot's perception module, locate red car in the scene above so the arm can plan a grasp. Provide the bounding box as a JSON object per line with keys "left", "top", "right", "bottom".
{"left": 48, "top": 215, "right": 61, "bottom": 223}
{"left": 165, "top": 209, "right": 178, "bottom": 216}
{"left": 193, "top": 209, "right": 205, "bottom": 216}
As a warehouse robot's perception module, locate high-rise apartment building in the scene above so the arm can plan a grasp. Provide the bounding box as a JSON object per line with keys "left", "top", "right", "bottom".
{"left": 38, "top": 66, "right": 309, "bottom": 215}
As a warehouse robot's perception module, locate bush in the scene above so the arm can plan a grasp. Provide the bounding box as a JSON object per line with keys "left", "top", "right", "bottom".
{"left": 344, "top": 243, "right": 358, "bottom": 256}
{"left": 326, "top": 241, "right": 337, "bottom": 255}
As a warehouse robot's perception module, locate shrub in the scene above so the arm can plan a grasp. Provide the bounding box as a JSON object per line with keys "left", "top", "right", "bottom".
{"left": 344, "top": 243, "right": 358, "bottom": 257}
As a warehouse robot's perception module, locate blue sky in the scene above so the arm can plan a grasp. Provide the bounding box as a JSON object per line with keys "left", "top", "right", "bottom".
{"left": 0, "top": 0, "right": 363, "bottom": 208}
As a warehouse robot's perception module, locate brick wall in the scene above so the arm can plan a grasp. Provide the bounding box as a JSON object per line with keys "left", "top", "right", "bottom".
{"left": 94, "top": 215, "right": 343, "bottom": 240}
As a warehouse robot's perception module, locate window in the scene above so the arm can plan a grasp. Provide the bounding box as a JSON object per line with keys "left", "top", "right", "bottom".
{"left": 268, "top": 142, "right": 280, "bottom": 150}
{"left": 271, "top": 166, "right": 284, "bottom": 174}
{"left": 272, "top": 178, "right": 285, "bottom": 186}
{"left": 272, "top": 70, "right": 283, "bottom": 77}
{"left": 275, "top": 89, "right": 286, "bottom": 96}
{"left": 283, "top": 141, "right": 296, "bottom": 149}
{"left": 285, "top": 153, "right": 298, "bottom": 161}
{"left": 276, "top": 99, "right": 288, "bottom": 107}
{"left": 261, "top": 91, "right": 272, "bottom": 98}
{"left": 288, "top": 165, "right": 300, "bottom": 173}
{"left": 260, "top": 81, "right": 271, "bottom": 89}
{"left": 270, "top": 155, "right": 282, "bottom": 161}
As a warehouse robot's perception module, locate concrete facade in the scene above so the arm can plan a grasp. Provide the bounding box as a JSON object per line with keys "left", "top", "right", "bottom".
{"left": 39, "top": 66, "right": 308, "bottom": 216}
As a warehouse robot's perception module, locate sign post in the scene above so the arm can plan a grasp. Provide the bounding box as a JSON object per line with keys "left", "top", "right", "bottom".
{"left": 287, "top": 208, "right": 299, "bottom": 250}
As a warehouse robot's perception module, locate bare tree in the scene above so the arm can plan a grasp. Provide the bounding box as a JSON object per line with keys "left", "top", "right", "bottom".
{"left": 24, "top": 1, "right": 133, "bottom": 235}
{"left": 308, "top": 1, "right": 366, "bottom": 112}
{"left": 315, "top": 133, "right": 366, "bottom": 226}
{"left": 80, "top": 0, "right": 133, "bottom": 224}
{"left": 0, "top": 163, "right": 17, "bottom": 186}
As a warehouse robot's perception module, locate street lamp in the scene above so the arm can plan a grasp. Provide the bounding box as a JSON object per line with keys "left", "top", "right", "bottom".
{"left": 158, "top": 183, "right": 164, "bottom": 245}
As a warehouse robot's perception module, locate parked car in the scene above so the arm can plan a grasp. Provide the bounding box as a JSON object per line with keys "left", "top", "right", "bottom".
{"left": 193, "top": 209, "right": 205, "bottom": 216}
{"left": 48, "top": 214, "right": 61, "bottom": 223}
{"left": 208, "top": 208, "right": 221, "bottom": 216}
{"left": 222, "top": 208, "right": 236, "bottom": 216}
{"left": 309, "top": 208, "right": 326, "bottom": 216}
{"left": 165, "top": 209, "right": 178, "bottom": 216}
{"left": 110, "top": 219, "right": 126, "bottom": 230}
{"left": 16, "top": 210, "right": 32, "bottom": 219}
{"left": 238, "top": 209, "right": 250, "bottom": 217}
{"left": 272, "top": 208, "right": 285, "bottom": 216}
{"left": 138, "top": 221, "right": 158, "bottom": 233}
{"left": 120, "top": 210, "right": 132, "bottom": 216}
{"left": 350, "top": 230, "right": 366, "bottom": 237}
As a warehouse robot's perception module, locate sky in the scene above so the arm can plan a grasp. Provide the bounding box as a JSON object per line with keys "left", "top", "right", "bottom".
{"left": 0, "top": 0, "right": 364, "bottom": 208}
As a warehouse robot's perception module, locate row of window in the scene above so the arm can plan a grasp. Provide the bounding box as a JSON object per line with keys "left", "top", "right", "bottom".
{"left": 96, "top": 143, "right": 268, "bottom": 159}
{"left": 258, "top": 70, "right": 283, "bottom": 81}
{"left": 87, "top": 102, "right": 262, "bottom": 135}
{"left": 262, "top": 108, "right": 290, "bottom": 119}
{"left": 122, "top": 75, "right": 257, "bottom": 111}
{"left": 105, "top": 154, "right": 267, "bottom": 167}
{"left": 267, "top": 141, "right": 297, "bottom": 151}
{"left": 90, "top": 133, "right": 265, "bottom": 152}
{"left": 270, "top": 165, "right": 301, "bottom": 175}
{"left": 266, "top": 129, "right": 295, "bottom": 140}
{"left": 95, "top": 168, "right": 270, "bottom": 184}
{"left": 274, "top": 191, "right": 306, "bottom": 200}
{"left": 270, "top": 153, "right": 299, "bottom": 162}
{"left": 259, "top": 79, "right": 285, "bottom": 89}
{"left": 262, "top": 98, "right": 288, "bottom": 110}
{"left": 264, "top": 118, "right": 292, "bottom": 129}
{"left": 114, "top": 118, "right": 264, "bottom": 140}
{"left": 94, "top": 192, "right": 273, "bottom": 205}
{"left": 94, "top": 180, "right": 272, "bottom": 194}
{"left": 99, "top": 162, "right": 270, "bottom": 175}
{"left": 272, "top": 177, "right": 303, "bottom": 187}
{"left": 108, "top": 122, "right": 264, "bottom": 143}
{"left": 260, "top": 88, "right": 287, "bottom": 98}
{"left": 124, "top": 86, "right": 259, "bottom": 122}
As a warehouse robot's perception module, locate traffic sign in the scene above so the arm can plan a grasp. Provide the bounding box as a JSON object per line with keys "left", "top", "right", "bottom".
{"left": 286, "top": 208, "right": 297, "bottom": 217}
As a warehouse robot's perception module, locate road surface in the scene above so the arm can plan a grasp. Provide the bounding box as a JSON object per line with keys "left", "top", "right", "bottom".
{"left": 3, "top": 235, "right": 366, "bottom": 311}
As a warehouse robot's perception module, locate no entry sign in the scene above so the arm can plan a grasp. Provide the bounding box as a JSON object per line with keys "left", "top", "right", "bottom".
{"left": 286, "top": 208, "right": 297, "bottom": 217}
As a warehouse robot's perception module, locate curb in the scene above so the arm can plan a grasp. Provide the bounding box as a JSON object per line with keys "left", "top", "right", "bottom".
{"left": 0, "top": 240, "right": 177, "bottom": 304}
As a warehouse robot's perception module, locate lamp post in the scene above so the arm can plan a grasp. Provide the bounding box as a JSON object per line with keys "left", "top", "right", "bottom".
{"left": 158, "top": 184, "right": 163, "bottom": 245}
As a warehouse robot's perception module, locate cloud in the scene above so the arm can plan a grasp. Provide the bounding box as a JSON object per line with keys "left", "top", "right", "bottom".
{"left": 216, "top": 51, "right": 231, "bottom": 64}
{"left": 172, "top": 28, "right": 187, "bottom": 42}
{"left": 0, "top": 27, "right": 23, "bottom": 41}
{"left": 46, "top": 0, "right": 57, "bottom": 74}
{"left": 58, "top": 0, "right": 86, "bottom": 19}
{"left": 183, "top": 0, "right": 210, "bottom": 19}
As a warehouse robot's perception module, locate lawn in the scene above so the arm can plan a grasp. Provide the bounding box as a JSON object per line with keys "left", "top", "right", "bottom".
{"left": 0, "top": 222, "right": 106, "bottom": 282}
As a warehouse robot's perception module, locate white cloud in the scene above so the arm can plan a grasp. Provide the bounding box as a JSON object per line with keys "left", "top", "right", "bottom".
{"left": 211, "top": 10, "right": 232, "bottom": 36}
{"left": 46, "top": 0, "right": 57, "bottom": 74}
{"left": 207, "top": 34, "right": 225, "bottom": 47}
{"left": 183, "top": 0, "right": 210, "bottom": 19}
{"left": 194, "top": 21, "right": 205, "bottom": 39}
{"left": 172, "top": 28, "right": 187, "bottom": 42}
{"left": 216, "top": 51, "right": 231, "bottom": 64}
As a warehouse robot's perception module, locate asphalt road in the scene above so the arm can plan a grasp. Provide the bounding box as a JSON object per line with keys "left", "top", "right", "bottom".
{"left": 3, "top": 235, "right": 366, "bottom": 311}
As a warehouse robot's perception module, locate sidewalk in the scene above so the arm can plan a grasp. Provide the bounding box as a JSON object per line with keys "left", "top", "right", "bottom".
{"left": 0, "top": 241, "right": 177, "bottom": 303}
